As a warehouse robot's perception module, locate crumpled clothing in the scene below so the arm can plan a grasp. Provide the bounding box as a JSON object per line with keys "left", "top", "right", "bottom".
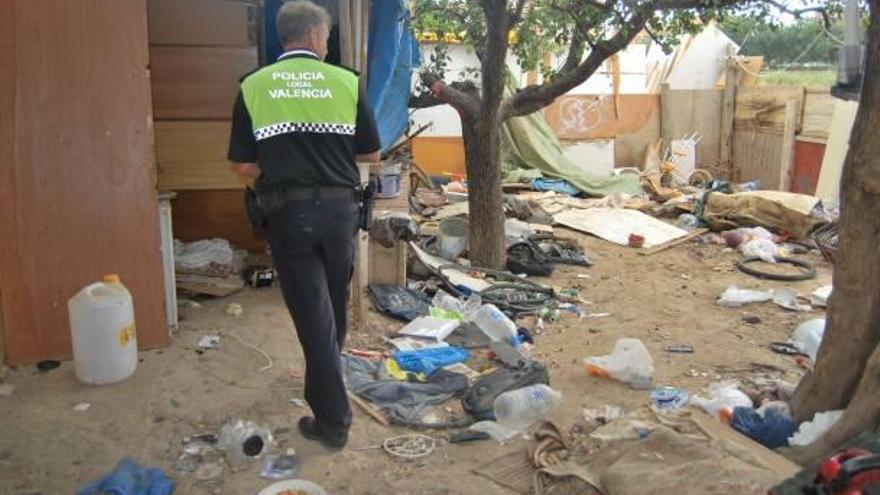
{"left": 370, "top": 211, "right": 419, "bottom": 248}
{"left": 77, "top": 458, "right": 175, "bottom": 495}
{"left": 343, "top": 354, "right": 468, "bottom": 422}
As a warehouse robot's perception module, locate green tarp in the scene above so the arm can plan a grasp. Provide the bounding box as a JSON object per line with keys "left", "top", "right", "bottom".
{"left": 499, "top": 81, "right": 644, "bottom": 197}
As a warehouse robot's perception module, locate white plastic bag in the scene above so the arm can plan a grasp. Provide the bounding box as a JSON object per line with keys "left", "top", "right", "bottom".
{"left": 791, "top": 318, "right": 826, "bottom": 361}
{"left": 584, "top": 338, "right": 654, "bottom": 389}
{"left": 691, "top": 382, "right": 753, "bottom": 421}
{"left": 789, "top": 410, "right": 844, "bottom": 446}
{"left": 717, "top": 285, "right": 774, "bottom": 307}
{"left": 810, "top": 285, "right": 832, "bottom": 307}
{"left": 740, "top": 237, "right": 780, "bottom": 263}
{"left": 504, "top": 218, "right": 535, "bottom": 247}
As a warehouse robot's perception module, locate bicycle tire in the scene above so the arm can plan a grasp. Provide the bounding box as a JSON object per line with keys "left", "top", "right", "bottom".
{"left": 737, "top": 256, "right": 817, "bottom": 281}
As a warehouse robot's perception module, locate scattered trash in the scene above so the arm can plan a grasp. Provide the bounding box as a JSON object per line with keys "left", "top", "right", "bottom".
{"left": 73, "top": 402, "right": 91, "bottom": 412}
{"left": 717, "top": 286, "right": 773, "bottom": 307}
{"left": 370, "top": 211, "right": 419, "bottom": 248}
{"left": 368, "top": 284, "right": 431, "bottom": 322}
{"left": 383, "top": 433, "right": 436, "bottom": 459}
{"left": 738, "top": 256, "right": 817, "bottom": 281}
{"left": 769, "top": 342, "right": 806, "bottom": 356}
{"left": 178, "top": 299, "right": 203, "bottom": 309}
{"left": 730, "top": 404, "right": 796, "bottom": 449}
{"left": 664, "top": 344, "right": 694, "bottom": 353}
{"left": 676, "top": 213, "right": 700, "bottom": 230}
{"left": 438, "top": 217, "right": 469, "bottom": 260}
{"left": 385, "top": 336, "right": 448, "bottom": 351}
{"left": 742, "top": 315, "right": 762, "bottom": 325}
{"left": 197, "top": 334, "right": 221, "bottom": 350}
{"left": 36, "top": 360, "right": 61, "bottom": 372}
{"left": 217, "top": 419, "right": 272, "bottom": 465}
{"left": 471, "top": 384, "right": 563, "bottom": 442}
{"left": 586, "top": 312, "right": 611, "bottom": 318}
{"left": 772, "top": 288, "right": 811, "bottom": 312}
{"left": 507, "top": 241, "right": 554, "bottom": 276}
{"left": 691, "top": 382, "right": 753, "bottom": 421}
{"left": 467, "top": 303, "right": 518, "bottom": 343}
{"left": 489, "top": 340, "right": 530, "bottom": 369}
{"left": 392, "top": 346, "right": 470, "bottom": 376}
{"left": 582, "top": 405, "right": 624, "bottom": 425}
{"left": 397, "top": 316, "right": 459, "bottom": 342}
{"left": 289, "top": 399, "right": 306, "bottom": 408}
{"left": 628, "top": 233, "right": 645, "bottom": 248}
{"left": 225, "top": 302, "right": 243, "bottom": 317}
{"left": 810, "top": 285, "right": 832, "bottom": 307}
{"left": 257, "top": 479, "right": 327, "bottom": 495}
{"left": 77, "top": 458, "right": 175, "bottom": 495}
{"left": 462, "top": 361, "right": 549, "bottom": 421}
{"left": 504, "top": 218, "right": 536, "bottom": 247}
{"left": 789, "top": 410, "right": 844, "bottom": 446}
{"left": 740, "top": 237, "right": 781, "bottom": 264}
{"left": 650, "top": 387, "right": 690, "bottom": 411}
{"left": 791, "top": 318, "right": 826, "bottom": 361}
{"left": 0, "top": 383, "right": 14, "bottom": 398}
{"left": 259, "top": 451, "right": 301, "bottom": 480}
{"left": 584, "top": 338, "right": 655, "bottom": 390}
{"left": 194, "top": 462, "right": 224, "bottom": 481}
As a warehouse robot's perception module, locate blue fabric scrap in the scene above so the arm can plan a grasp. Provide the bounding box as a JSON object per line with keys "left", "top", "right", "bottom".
{"left": 77, "top": 458, "right": 175, "bottom": 495}
{"left": 530, "top": 178, "right": 581, "bottom": 196}
{"left": 393, "top": 346, "right": 470, "bottom": 376}
{"left": 730, "top": 406, "right": 796, "bottom": 449}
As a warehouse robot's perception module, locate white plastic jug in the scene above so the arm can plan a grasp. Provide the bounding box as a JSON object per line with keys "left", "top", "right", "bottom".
{"left": 68, "top": 274, "right": 137, "bottom": 385}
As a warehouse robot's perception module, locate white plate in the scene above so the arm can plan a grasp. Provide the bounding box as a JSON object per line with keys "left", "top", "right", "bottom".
{"left": 257, "top": 479, "right": 327, "bottom": 495}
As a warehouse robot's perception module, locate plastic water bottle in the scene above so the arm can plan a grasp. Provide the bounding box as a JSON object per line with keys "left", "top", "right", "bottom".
{"left": 494, "top": 384, "right": 563, "bottom": 431}
{"left": 467, "top": 303, "right": 517, "bottom": 343}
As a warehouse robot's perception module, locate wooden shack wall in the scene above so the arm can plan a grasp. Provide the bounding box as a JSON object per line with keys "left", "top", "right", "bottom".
{"left": 0, "top": 0, "right": 167, "bottom": 364}
{"left": 148, "top": 0, "right": 264, "bottom": 250}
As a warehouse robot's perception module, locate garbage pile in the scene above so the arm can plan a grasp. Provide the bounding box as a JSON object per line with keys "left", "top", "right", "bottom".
{"left": 174, "top": 238, "right": 276, "bottom": 297}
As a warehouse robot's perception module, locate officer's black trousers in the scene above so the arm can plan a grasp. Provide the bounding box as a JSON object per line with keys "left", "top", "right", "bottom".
{"left": 266, "top": 198, "right": 358, "bottom": 434}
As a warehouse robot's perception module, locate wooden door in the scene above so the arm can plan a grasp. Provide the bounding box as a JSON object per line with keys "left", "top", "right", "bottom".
{"left": 0, "top": 0, "right": 168, "bottom": 364}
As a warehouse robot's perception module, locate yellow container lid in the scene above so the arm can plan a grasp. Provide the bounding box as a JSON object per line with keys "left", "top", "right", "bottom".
{"left": 103, "top": 273, "right": 121, "bottom": 284}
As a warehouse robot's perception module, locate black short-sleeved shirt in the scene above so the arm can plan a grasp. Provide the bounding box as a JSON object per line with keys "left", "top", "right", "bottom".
{"left": 227, "top": 50, "right": 381, "bottom": 189}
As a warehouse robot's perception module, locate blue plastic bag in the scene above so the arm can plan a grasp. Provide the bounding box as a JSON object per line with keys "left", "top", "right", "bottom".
{"left": 77, "top": 458, "right": 175, "bottom": 495}
{"left": 393, "top": 346, "right": 470, "bottom": 376}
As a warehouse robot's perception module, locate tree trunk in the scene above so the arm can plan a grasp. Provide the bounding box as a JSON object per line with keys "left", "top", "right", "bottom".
{"left": 785, "top": 343, "right": 880, "bottom": 465}
{"left": 790, "top": 1, "right": 880, "bottom": 423}
{"left": 462, "top": 116, "right": 506, "bottom": 269}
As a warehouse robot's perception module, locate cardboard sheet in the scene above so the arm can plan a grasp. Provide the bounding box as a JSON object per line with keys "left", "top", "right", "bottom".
{"left": 410, "top": 243, "right": 492, "bottom": 293}
{"left": 554, "top": 208, "right": 689, "bottom": 248}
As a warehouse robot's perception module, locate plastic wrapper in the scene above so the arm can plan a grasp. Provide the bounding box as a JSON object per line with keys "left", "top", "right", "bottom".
{"left": 791, "top": 318, "right": 826, "bottom": 361}
{"left": 217, "top": 419, "right": 273, "bottom": 465}
{"left": 789, "top": 410, "right": 844, "bottom": 446}
{"left": 717, "top": 286, "right": 773, "bottom": 307}
{"left": 584, "top": 338, "right": 655, "bottom": 390}
{"left": 691, "top": 382, "right": 753, "bottom": 421}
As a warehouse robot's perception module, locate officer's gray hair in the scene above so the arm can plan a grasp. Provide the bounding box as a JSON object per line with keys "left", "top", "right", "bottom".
{"left": 276, "top": 1, "right": 331, "bottom": 45}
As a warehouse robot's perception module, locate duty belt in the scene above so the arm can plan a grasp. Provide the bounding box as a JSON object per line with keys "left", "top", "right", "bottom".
{"left": 272, "top": 186, "right": 360, "bottom": 202}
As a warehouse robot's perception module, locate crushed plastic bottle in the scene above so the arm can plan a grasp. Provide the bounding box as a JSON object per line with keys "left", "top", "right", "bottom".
{"left": 466, "top": 303, "right": 517, "bottom": 343}
{"left": 432, "top": 289, "right": 463, "bottom": 313}
{"left": 584, "top": 338, "right": 655, "bottom": 390}
{"left": 217, "top": 419, "right": 273, "bottom": 466}
{"left": 470, "top": 384, "right": 563, "bottom": 442}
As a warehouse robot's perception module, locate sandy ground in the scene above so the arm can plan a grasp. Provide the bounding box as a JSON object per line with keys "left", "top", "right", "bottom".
{"left": 0, "top": 230, "right": 832, "bottom": 495}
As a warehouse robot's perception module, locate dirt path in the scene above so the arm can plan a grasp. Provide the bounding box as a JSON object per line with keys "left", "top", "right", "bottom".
{"left": 0, "top": 230, "right": 831, "bottom": 494}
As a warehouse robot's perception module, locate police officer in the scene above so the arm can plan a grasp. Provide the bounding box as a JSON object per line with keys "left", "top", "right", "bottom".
{"left": 227, "top": 0, "right": 380, "bottom": 450}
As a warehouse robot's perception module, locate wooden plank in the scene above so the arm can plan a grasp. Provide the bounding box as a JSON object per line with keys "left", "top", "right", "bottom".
{"left": 148, "top": 0, "right": 254, "bottom": 46}
{"left": 155, "top": 121, "right": 243, "bottom": 190}
{"left": 348, "top": 392, "right": 390, "bottom": 427}
{"left": 639, "top": 228, "right": 708, "bottom": 256}
{"left": 734, "top": 85, "right": 804, "bottom": 133}
{"left": 800, "top": 88, "right": 834, "bottom": 141}
{"left": 778, "top": 100, "right": 797, "bottom": 191}
{"left": 150, "top": 46, "right": 257, "bottom": 119}
{"left": 720, "top": 47, "right": 737, "bottom": 179}
{"left": 411, "top": 136, "right": 466, "bottom": 176}
{"left": 545, "top": 94, "right": 659, "bottom": 140}
{"left": 660, "top": 89, "right": 723, "bottom": 169}
{"left": 350, "top": 163, "right": 371, "bottom": 333}
{"left": 171, "top": 190, "right": 267, "bottom": 253}
{"left": 815, "top": 99, "right": 859, "bottom": 202}
{"left": 338, "top": 0, "right": 354, "bottom": 68}
{"left": 1, "top": 0, "right": 167, "bottom": 364}
{"left": 791, "top": 140, "right": 826, "bottom": 195}
{"left": 733, "top": 129, "right": 783, "bottom": 189}
{"left": 0, "top": 0, "right": 13, "bottom": 367}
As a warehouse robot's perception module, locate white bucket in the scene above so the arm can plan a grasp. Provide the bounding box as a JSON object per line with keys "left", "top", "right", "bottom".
{"left": 68, "top": 274, "right": 137, "bottom": 385}
{"left": 439, "top": 217, "right": 469, "bottom": 260}
{"left": 373, "top": 163, "right": 402, "bottom": 199}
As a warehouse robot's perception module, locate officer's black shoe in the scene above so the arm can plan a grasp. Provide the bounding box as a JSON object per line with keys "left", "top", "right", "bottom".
{"left": 298, "top": 416, "right": 348, "bottom": 450}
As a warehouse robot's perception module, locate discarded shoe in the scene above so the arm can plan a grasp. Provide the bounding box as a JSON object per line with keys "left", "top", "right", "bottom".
{"left": 297, "top": 417, "right": 348, "bottom": 450}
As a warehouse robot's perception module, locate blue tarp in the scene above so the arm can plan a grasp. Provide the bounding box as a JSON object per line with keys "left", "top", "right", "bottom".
{"left": 366, "top": 0, "right": 421, "bottom": 150}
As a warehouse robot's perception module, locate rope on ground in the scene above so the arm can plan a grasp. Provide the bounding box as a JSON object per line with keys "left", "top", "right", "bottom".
{"left": 229, "top": 330, "right": 274, "bottom": 372}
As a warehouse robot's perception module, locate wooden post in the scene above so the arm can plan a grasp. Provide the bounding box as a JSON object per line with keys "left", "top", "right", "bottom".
{"left": 350, "top": 163, "right": 371, "bottom": 332}
{"left": 338, "top": 0, "right": 354, "bottom": 68}
{"left": 720, "top": 46, "right": 737, "bottom": 181}
{"left": 778, "top": 99, "right": 798, "bottom": 191}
